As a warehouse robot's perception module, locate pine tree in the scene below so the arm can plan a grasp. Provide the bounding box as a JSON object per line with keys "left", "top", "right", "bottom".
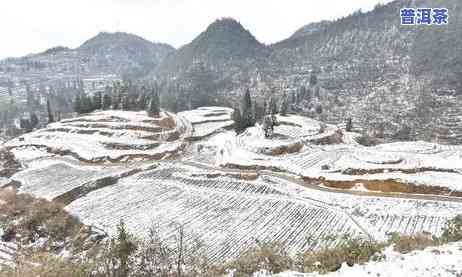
{"left": 269, "top": 96, "right": 278, "bottom": 115}
{"left": 47, "top": 98, "right": 54, "bottom": 123}
{"left": 241, "top": 89, "right": 254, "bottom": 129}
{"left": 263, "top": 115, "right": 274, "bottom": 138}
{"left": 280, "top": 94, "right": 288, "bottom": 116}
{"left": 148, "top": 90, "right": 161, "bottom": 117}
{"left": 20, "top": 118, "right": 32, "bottom": 132}
{"left": 233, "top": 107, "right": 242, "bottom": 133}
{"left": 346, "top": 117, "right": 353, "bottom": 132}
{"left": 115, "top": 220, "right": 137, "bottom": 277}
{"left": 81, "top": 95, "right": 93, "bottom": 114}
{"left": 93, "top": 91, "right": 102, "bottom": 110}
{"left": 102, "top": 94, "right": 112, "bottom": 110}
{"left": 113, "top": 92, "right": 121, "bottom": 110}
{"left": 73, "top": 95, "right": 82, "bottom": 114}
{"left": 30, "top": 113, "right": 39, "bottom": 128}
{"left": 122, "top": 96, "right": 130, "bottom": 111}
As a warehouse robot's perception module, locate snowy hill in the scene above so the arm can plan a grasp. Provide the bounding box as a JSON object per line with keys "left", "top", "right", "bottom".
{"left": 2, "top": 108, "right": 462, "bottom": 263}
{"left": 5, "top": 110, "right": 191, "bottom": 163}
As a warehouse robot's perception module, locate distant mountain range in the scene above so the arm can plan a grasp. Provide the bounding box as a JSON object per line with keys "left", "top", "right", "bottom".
{"left": 2, "top": 0, "right": 460, "bottom": 93}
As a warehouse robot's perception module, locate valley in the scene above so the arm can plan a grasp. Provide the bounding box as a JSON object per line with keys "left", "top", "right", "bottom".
{"left": 2, "top": 107, "right": 462, "bottom": 264}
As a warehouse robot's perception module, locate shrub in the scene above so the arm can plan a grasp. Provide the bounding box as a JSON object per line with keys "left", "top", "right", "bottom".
{"left": 0, "top": 251, "right": 94, "bottom": 277}
{"left": 0, "top": 189, "right": 82, "bottom": 247}
{"left": 297, "top": 238, "right": 385, "bottom": 274}
{"left": 441, "top": 215, "right": 462, "bottom": 243}
{"left": 227, "top": 242, "right": 292, "bottom": 277}
{"left": 356, "top": 134, "right": 381, "bottom": 146}
{"left": 388, "top": 232, "right": 437, "bottom": 254}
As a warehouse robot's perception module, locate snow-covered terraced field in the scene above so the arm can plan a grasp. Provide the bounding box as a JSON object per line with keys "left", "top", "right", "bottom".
{"left": 0, "top": 241, "right": 16, "bottom": 268}
{"left": 264, "top": 174, "right": 462, "bottom": 241}
{"left": 65, "top": 164, "right": 365, "bottom": 261}
{"left": 3, "top": 108, "right": 462, "bottom": 265}
{"left": 179, "top": 107, "right": 234, "bottom": 139}
{"left": 236, "top": 115, "right": 340, "bottom": 155}
{"left": 5, "top": 110, "right": 192, "bottom": 162}
{"left": 193, "top": 126, "right": 462, "bottom": 194}
{"left": 11, "top": 158, "right": 143, "bottom": 201}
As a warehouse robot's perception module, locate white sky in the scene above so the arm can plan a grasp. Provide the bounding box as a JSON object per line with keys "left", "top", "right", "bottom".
{"left": 1, "top": 0, "right": 393, "bottom": 59}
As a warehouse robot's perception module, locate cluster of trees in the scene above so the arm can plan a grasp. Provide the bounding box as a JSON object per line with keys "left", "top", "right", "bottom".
{"left": 73, "top": 81, "right": 162, "bottom": 117}
{"left": 233, "top": 89, "right": 289, "bottom": 137}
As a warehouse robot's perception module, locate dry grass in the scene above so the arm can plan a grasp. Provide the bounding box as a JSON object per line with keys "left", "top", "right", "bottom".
{"left": 297, "top": 238, "right": 385, "bottom": 274}
{"left": 389, "top": 232, "right": 438, "bottom": 254}
{"left": 226, "top": 242, "right": 292, "bottom": 276}
{"left": 0, "top": 189, "right": 82, "bottom": 248}
{"left": 0, "top": 252, "right": 93, "bottom": 277}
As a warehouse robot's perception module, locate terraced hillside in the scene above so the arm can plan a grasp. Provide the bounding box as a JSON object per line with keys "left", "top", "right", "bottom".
{"left": 5, "top": 110, "right": 192, "bottom": 162}
{"left": 179, "top": 106, "right": 234, "bottom": 140}
{"left": 190, "top": 114, "right": 462, "bottom": 196}
{"left": 66, "top": 163, "right": 365, "bottom": 261}
{"left": 2, "top": 108, "right": 462, "bottom": 263}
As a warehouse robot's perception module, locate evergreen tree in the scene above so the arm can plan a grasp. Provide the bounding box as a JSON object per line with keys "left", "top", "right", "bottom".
{"left": 30, "top": 113, "right": 39, "bottom": 128}
{"left": 80, "top": 95, "right": 94, "bottom": 114}
{"left": 262, "top": 115, "right": 274, "bottom": 138}
{"left": 254, "top": 99, "right": 264, "bottom": 122}
{"left": 346, "top": 117, "right": 353, "bottom": 132}
{"left": 241, "top": 89, "right": 254, "bottom": 129}
{"left": 113, "top": 92, "right": 121, "bottom": 110}
{"left": 115, "top": 220, "right": 137, "bottom": 277}
{"left": 102, "top": 94, "right": 112, "bottom": 110}
{"left": 93, "top": 91, "right": 102, "bottom": 110}
{"left": 315, "top": 104, "right": 323, "bottom": 114}
{"left": 47, "top": 98, "right": 54, "bottom": 123}
{"left": 20, "top": 118, "right": 32, "bottom": 132}
{"left": 233, "top": 107, "right": 242, "bottom": 133}
{"left": 73, "top": 95, "right": 82, "bottom": 114}
{"left": 280, "top": 94, "right": 288, "bottom": 116}
{"left": 121, "top": 96, "right": 130, "bottom": 111}
{"left": 269, "top": 96, "right": 278, "bottom": 115}
{"left": 148, "top": 90, "right": 161, "bottom": 117}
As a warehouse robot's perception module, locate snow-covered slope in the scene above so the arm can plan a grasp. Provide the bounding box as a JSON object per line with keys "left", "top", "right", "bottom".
{"left": 5, "top": 110, "right": 192, "bottom": 163}
{"left": 191, "top": 122, "right": 462, "bottom": 195}
{"left": 179, "top": 107, "right": 234, "bottom": 139}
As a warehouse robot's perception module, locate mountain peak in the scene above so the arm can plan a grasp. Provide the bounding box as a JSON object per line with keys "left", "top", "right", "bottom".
{"left": 207, "top": 17, "right": 243, "bottom": 29}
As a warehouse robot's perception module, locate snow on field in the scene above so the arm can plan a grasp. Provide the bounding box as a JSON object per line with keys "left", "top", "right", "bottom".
{"left": 5, "top": 110, "right": 191, "bottom": 162}
{"left": 179, "top": 107, "right": 234, "bottom": 139}
{"left": 260, "top": 241, "right": 462, "bottom": 277}
{"left": 192, "top": 120, "right": 234, "bottom": 138}
{"left": 235, "top": 115, "right": 341, "bottom": 155}
{"left": 178, "top": 107, "right": 234, "bottom": 124}
{"left": 266, "top": 174, "right": 462, "bottom": 241}
{"left": 192, "top": 124, "right": 462, "bottom": 192}
{"left": 11, "top": 158, "right": 141, "bottom": 200}
{"left": 66, "top": 163, "right": 365, "bottom": 261}
{"left": 0, "top": 241, "right": 17, "bottom": 268}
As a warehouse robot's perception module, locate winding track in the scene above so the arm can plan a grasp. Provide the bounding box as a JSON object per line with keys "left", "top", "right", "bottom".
{"left": 182, "top": 160, "right": 462, "bottom": 204}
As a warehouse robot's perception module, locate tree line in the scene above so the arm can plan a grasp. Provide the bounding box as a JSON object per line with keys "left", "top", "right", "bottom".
{"left": 73, "top": 81, "right": 161, "bottom": 117}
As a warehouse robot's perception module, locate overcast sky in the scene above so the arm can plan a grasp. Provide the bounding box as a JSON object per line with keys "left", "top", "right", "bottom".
{"left": 1, "top": 0, "right": 392, "bottom": 59}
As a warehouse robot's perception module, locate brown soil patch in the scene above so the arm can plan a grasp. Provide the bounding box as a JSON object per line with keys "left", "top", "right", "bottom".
{"left": 342, "top": 167, "right": 460, "bottom": 175}
{"left": 157, "top": 116, "right": 176, "bottom": 129}
{"left": 303, "top": 177, "right": 462, "bottom": 197}
{"left": 270, "top": 142, "right": 304, "bottom": 155}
